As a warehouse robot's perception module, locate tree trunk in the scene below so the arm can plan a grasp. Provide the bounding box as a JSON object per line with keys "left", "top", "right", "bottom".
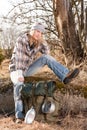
{"left": 53, "top": 0, "right": 84, "bottom": 67}
{"left": 81, "top": 0, "right": 84, "bottom": 32}
{"left": 85, "top": 7, "right": 87, "bottom": 41}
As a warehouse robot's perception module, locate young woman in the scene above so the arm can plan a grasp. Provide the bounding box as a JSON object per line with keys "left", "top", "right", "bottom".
{"left": 9, "top": 22, "right": 79, "bottom": 123}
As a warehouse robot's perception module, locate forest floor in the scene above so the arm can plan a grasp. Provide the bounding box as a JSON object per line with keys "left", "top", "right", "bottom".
{"left": 0, "top": 49, "right": 87, "bottom": 130}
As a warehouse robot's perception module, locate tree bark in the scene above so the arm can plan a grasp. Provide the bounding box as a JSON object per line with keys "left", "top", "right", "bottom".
{"left": 53, "top": 0, "right": 84, "bottom": 67}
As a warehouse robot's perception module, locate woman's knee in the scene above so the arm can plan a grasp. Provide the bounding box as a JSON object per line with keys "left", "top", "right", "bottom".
{"left": 42, "top": 54, "right": 53, "bottom": 60}
{"left": 42, "top": 54, "right": 55, "bottom": 63}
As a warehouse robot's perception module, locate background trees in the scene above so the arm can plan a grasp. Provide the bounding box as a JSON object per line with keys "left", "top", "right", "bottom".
{"left": 0, "top": 0, "right": 87, "bottom": 67}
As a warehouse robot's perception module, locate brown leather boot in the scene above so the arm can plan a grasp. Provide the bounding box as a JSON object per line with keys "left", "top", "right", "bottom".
{"left": 63, "top": 68, "right": 79, "bottom": 84}
{"left": 15, "top": 118, "right": 24, "bottom": 124}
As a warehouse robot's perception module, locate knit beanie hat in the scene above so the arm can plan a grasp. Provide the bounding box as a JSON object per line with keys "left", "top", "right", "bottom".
{"left": 30, "top": 22, "right": 45, "bottom": 33}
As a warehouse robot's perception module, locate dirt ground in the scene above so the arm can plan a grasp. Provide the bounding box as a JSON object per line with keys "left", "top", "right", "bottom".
{"left": 0, "top": 55, "right": 87, "bottom": 130}
{"left": 0, "top": 115, "right": 58, "bottom": 130}
{"left": 0, "top": 114, "right": 87, "bottom": 130}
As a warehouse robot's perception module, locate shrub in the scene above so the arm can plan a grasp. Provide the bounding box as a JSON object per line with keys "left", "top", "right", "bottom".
{"left": 0, "top": 49, "right": 5, "bottom": 64}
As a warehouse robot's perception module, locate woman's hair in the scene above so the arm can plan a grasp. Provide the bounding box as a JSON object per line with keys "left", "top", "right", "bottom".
{"left": 27, "top": 31, "right": 45, "bottom": 48}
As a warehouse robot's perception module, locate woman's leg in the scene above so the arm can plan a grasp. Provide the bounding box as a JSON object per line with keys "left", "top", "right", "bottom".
{"left": 13, "top": 83, "right": 24, "bottom": 119}
{"left": 10, "top": 71, "right": 24, "bottom": 119}
{"left": 24, "top": 54, "right": 69, "bottom": 82}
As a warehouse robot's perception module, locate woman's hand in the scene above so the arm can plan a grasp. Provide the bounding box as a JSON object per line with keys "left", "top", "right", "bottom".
{"left": 18, "top": 77, "right": 24, "bottom": 82}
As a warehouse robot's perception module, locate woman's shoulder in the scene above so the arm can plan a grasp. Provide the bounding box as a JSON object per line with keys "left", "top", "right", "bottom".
{"left": 17, "top": 31, "right": 30, "bottom": 43}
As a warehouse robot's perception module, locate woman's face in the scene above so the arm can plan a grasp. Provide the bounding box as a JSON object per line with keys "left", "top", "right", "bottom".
{"left": 31, "top": 30, "right": 42, "bottom": 40}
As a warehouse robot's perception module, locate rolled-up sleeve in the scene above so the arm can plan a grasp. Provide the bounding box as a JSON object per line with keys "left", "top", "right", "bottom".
{"left": 15, "top": 37, "right": 24, "bottom": 70}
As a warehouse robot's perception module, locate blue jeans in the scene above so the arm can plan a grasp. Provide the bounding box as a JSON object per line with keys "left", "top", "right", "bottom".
{"left": 13, "top": 54, "right": 69, "bottom": 118}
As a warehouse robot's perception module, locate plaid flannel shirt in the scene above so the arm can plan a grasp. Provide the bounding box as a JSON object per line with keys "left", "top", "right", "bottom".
{"left": 9, "top": 33, "right": 50, "bottom": 73}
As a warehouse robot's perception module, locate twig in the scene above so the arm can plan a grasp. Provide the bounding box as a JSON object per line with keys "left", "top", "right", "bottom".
{"left": 1, "top": 108, "right": 15, "bottom": 117}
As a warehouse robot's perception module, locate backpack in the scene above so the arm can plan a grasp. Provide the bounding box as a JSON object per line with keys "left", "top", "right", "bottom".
{"left": 21, "top": 80, "right": 57, "bottom": 98}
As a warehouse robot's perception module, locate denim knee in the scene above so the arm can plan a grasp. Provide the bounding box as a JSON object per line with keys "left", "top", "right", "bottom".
{"left": 41, "top": 54, "right": 55, "bottom": 64}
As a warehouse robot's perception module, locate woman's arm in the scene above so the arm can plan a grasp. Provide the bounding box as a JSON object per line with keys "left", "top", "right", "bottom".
{"left": 40, "top": 41, "right": 50, "bottom": 54}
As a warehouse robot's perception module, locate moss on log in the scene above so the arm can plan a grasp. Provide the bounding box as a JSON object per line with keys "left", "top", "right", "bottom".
{"left": 0, "top": 76, "right": 87, "bottom": 99}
